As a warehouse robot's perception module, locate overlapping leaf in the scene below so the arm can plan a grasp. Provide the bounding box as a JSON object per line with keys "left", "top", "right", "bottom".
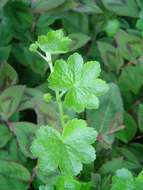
{"left": 0, "top": 64, "right": 18, "bottom": 90}
{"left": 0, "top": 159, "right": 30, "bottom": 190}
{"left": 31, "top": 0, "right": 65, "bottom": 12}
{"left": 135, "top": 170, "right": 143, "bottom": 189}
{"left": 102, "top": 0, "right": 139, "bottom": 17}
{"left": 87, "top": 83, "right": 123, "bottom": 145}
{"left": 0, "top": 85, "right": 25, "bottom": 120}
{"left": 31, "top": 119, "right": 97, "bottom": 175}
{"left": 55, "top": 175, "right": 81, "bottom": 190}
{"left": 118, "top": 63, "right": 143, "bottom": 94}
{"left": 69, "top": 33, "right": 90, "bottom": 51}
{"left": 0, "top": 124, "right": 12, "bottom": 148}
{"left": 97, "top": 41, "right": 124, "bottom": 72}
{"left": 111, "top": 168, "right": 134, "bottom": 190}
{"left": 110, "top": 168, "right": 143, "bottom": 190}
{"left": 138, "top": 104, "right": 143, "bottom": 132}
{"left": 39, "top": 175, "right": 90, "bottom": 190}
{"left": 49, "top": 53, "right": 108, "bottom": 112}
{"left": 116, "top": 112, "right": 137, "bottom": 143}
{"left": 116, "top": 30, "right": 143, "bottom": 61}
{"left": 73, "top": 0, "right": 102, "bottom": 14}
{"left": 14, "top": 122, "right": 37, "bottom": 158}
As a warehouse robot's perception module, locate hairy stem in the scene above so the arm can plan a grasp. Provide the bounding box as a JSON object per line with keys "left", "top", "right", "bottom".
{"left": 55, "top": 91, "right": 65, "bottom": 128}
{"left": 37, "top": 51, "right": 65, "bottom": 128}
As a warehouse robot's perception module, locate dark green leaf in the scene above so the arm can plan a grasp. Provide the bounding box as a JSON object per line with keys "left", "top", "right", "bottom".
{"left": 0, "top": 0, "right": 8, "bottom": 9}
{"left": 100, "top": 158, "right": 123, "bottom": 175}
{"left": 31, "top": 0, "right": 65, "bottom": 12}
{"left": 115, "top": 30, "right": 143, "bottom": 61}
{"left": 0, "top": 46, "right": 11, "bottom": 61}
{"left": 87, "top": 83, "right": 123, "bottom": 144}
{"left": 138, "top": 104, "right": 143, "bottom": 132}
{"left": 0, "top": 16, "right": 13, "bottom": 46}
{"left": 0, "top": 63, "right": 18, "bottom": 90}
{"left": 0, "top": 160, "right": 30, "bottom": 190}
{"left": 69, "top": 33, "right": 90, "bottom": 51}
{"left": 12, "top": 44, "right": 49, "bottom": 75}
{"left": 62, "top": 12, "right": 89, "bottom": 34}
{"left": 118, "top": 64, "right": 143, "bottom": 94}
{"left": 0, "top": 160, "right": 30, "bottom": 181}
{"left": 98, "top": 41, "right": 123, "bottom": 72}
{"left": 14, "top": 122, "right": 37, "bottom": 158}
{"left": 0, "top": 124, "right": 12, "bottom": 148}
{"left": 102, "top": 0, "right": 139, "bottom": 17}
{"left": 116, "top": 112, "right": 137, "bottom": 143}
{"left": 111, "top": 168, "right": 134, "bottom": 190}
{"left": 73, "top": 0, "right": 103, "bottom": 14}
{"left": 0, "top": 85, "right": 25, "bottom": 120}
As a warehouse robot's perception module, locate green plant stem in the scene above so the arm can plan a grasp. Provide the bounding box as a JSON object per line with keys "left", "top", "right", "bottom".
{"left": 37, "top": 51, "right": 53, "bottom": 72}
{"left": 55, "top": 91, "right": 65, "bottom": 128}
{"left": 47, "top": 56, "right": 65, "bottom": 128}
{"left": 37, "top": 51, "right": 65, "bottom": 128}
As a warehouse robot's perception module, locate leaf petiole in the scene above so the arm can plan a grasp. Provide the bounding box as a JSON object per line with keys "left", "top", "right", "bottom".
{"left": 36, "top": 50, "right": 65, "bottom": 128}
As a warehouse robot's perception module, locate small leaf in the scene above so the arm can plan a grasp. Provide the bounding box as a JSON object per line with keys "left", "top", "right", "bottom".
{"left": 31, "top": 29, "right": 72, "bottom": 54}
{"left": 49, "top": 53, "right": 108, "bottom": 112}
{"left": 29, "top": 43, "right": 38, "bottom": 52}
{"left": 31, "top": 119, "right": 97, "bottom": 175}
{"left": 43, "top": 93, "right": 52, "bottom": 103}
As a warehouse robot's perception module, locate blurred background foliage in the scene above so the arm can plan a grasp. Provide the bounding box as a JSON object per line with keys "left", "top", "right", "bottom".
{"left": 1, "top": 0, "right": 143, "bottom": 189}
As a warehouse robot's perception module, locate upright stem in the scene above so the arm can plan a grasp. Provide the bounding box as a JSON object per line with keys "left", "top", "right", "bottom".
{"left": 55, "top": 91, "right": 65, "bottom": 128}
{"left": 38, "top": 51, "right": 65, "bottom": 128}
